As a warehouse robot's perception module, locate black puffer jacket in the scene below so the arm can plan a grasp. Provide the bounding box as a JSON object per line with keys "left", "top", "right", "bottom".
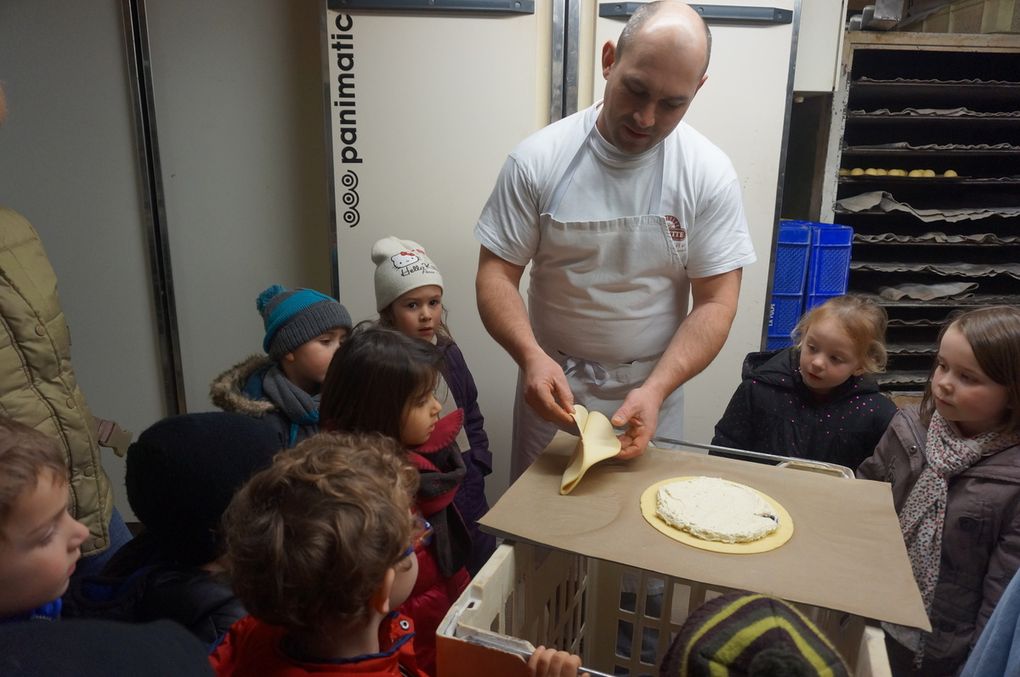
{"left": 711, "top": 348, "right": 897, "bottom": 469}
{"left": 62, "top": 535, "right": 244, "bottom": 648}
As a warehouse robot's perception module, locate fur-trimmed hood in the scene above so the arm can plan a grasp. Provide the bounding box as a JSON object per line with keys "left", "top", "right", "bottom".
{"left": 209, "top": 354, "right": 277, "bottom": 417}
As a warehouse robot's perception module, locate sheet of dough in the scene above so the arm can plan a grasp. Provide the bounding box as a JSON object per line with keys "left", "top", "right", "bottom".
{"left": 560, "top": 405, "right": 621, "bottom": 495}
{"left": 640, "top": 477, "right": 794, "bottom": 554}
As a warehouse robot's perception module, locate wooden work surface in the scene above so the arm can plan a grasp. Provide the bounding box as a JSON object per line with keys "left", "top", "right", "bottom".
{"left": 480, "top": 432, "right": 930, "bottom": 631}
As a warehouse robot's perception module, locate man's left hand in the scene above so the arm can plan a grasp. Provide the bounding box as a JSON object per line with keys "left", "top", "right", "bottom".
{"left": 611, "top": 386, "right": 663, "bottom": 459}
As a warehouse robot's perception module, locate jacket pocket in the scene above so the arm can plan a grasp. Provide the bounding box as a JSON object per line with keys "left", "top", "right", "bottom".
{"left": 926, "top": 577, "right": 979, "bottom": 663}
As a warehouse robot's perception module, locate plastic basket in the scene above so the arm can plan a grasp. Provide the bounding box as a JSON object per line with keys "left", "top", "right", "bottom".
{"left": 438, "top": 541, "right": 891, "bottom": 677}
{"left": 807, "top": 223, "right": 854, "bottom": 296}
{"left": 773, "top": 223, "right": 811, "bottom": 294}
{"left": 766, "top": 335, "right": 795, "bottom": 350}
{"left": 767, "top": 293, "right": 802, "bottom": 346}
{"left": 806, "top": 292, "right": 843, "bottom": 312}
{"left": 765, "top": 222, "right": 811, "bottom": 348}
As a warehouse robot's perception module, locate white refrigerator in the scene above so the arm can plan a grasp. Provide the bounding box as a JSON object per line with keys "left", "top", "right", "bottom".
{"left": 323, "top": 0, "right": 798, "bottom": 498}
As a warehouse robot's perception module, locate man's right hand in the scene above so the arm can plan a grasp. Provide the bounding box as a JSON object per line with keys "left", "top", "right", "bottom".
{"left": 523, "top": 352, "right": 576, "bottom": 426}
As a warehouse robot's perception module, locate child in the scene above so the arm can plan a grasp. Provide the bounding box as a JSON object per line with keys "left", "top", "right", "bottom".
{"left": 211, "top": 431, "right": 582, "bottom": 677}
{"left": 858, "top": 306, "right": 1020, "bottom": 675}
{"left": 0, "top": 417, "right": 89, "bottom": 622}
{"left": 372, "top": 236, "right": 496, "bottom": 575}
{"left": 712, "top": 294, "right": 897, "bottom": 469}
{"left": 321, "top": 324, "right": 470, "bottom": 676}
{"left": 211, "top": 284, "right": 352, "bottom": 447}
{"left": 62, "top": 412, "right": 284, "bottom": 645}
{"left": 659, "top": 590, "right": 849, "bottom": 676}
{"left": 210, "top": 432, "right": 426, "bottom": 676}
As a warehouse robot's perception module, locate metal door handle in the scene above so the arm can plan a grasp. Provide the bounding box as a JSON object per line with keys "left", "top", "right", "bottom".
{"left": 329, "top": 0, "right": 534, "bottom": 14}
{"left": 599, "top": 3, "right": 793, "bottom": 24}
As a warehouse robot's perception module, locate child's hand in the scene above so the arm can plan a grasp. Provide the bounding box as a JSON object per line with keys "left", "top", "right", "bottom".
{"left": 527, "top": 646, "right": 588, "bottom": 677}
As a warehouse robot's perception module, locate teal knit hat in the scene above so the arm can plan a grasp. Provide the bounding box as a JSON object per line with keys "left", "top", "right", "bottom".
{"left": 257, "top": 285, "right": 352, "bottom": 360}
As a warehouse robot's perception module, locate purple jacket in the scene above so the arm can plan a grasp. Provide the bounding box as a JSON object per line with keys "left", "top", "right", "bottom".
{"left": 437, "top": 338, "right": 496, "bottom": 576}
{"left": 438, "top": 339, "right": 491, "bottom": 474}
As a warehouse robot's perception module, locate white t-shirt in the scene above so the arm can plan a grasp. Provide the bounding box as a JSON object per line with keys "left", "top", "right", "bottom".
{"left": 475, "top": 103, "right": 756, "bottom": 280}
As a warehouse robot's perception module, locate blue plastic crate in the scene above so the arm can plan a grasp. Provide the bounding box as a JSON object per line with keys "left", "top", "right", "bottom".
{"left": 772, "top": 222, "right": 811, "bottom": 295}
{"left": 766, "top": 336, "right": 796, "bottom": 350}
{"left": 807, "top": 223, "right": 854, "bottom": 296}
{"left": 767, "top": 292, "right": 803, "bottom": 343}
{"left": 806, "top": 292, "right": 842, "bottom": 312}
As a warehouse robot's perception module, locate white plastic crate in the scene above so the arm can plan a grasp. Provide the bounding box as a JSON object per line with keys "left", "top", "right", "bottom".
{"left": 438, "top": 541, "right": 891, "bottom": 677}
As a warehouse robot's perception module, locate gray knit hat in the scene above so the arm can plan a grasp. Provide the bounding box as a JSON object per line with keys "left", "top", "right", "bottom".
{"left": 371, "top": 237, "right": 444, "bottom": 311}
{"left": 257, "top": 285, "right": 352, "bottom": 360}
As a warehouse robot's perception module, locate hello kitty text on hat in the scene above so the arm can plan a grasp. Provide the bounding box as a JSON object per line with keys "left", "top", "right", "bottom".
{"left": 372, "top": 236, "right": 444, "bottom": 311}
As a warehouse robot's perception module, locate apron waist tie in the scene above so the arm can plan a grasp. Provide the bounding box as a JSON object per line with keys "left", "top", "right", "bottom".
{"left": 561, "top": 354, "right": 610, "bottom": 387}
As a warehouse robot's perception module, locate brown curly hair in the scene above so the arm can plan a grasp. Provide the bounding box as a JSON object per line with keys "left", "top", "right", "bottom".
{"left": 0, "top": 417, "right": 67, "bottom": 536}
{"left": 222, "top": 432, "right": 419, "bottom": 635}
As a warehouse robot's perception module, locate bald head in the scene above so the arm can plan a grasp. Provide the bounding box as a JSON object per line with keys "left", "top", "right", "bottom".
{"left": 616, "top": 1, "right": 712, "bottom": 77}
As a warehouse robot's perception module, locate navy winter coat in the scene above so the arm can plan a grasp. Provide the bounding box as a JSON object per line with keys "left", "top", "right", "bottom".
{"left": 711, "top": 348, "right": 897, "bottom": 470}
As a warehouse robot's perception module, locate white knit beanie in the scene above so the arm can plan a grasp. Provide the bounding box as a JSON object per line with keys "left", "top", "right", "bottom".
{"left": 372, "top": 236, "right": 444, "bottom": 311}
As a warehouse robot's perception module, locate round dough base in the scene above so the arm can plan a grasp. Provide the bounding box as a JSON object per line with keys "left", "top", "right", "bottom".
{"left": 640, "top": 477, "right": 794, "bottom": 554}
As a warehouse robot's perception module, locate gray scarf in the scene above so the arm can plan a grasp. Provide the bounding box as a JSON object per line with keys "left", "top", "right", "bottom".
{"left": 261, "top": 364, "right": 320, "bottom": 428}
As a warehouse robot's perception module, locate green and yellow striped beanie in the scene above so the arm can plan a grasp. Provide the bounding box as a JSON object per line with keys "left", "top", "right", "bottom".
{"left": 659, "top": 591, "right": 850, "bottom": 677}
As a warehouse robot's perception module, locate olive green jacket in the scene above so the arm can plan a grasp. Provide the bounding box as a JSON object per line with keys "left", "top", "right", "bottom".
{"left": 0, "top": 207, "right": 113, "bottom": 555}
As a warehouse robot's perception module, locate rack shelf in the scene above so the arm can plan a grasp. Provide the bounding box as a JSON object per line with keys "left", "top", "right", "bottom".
{"left": 821, "top": 33, "right": 1020, "bottom": 396}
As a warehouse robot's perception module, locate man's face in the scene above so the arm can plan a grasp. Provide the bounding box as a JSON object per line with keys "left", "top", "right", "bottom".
{"left": 596, "top": 34, "right": 707, "bottom": 155}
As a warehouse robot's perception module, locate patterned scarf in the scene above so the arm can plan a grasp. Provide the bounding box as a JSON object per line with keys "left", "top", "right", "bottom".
{"left": 407, "top": 409, "right": 470, "bottom": 578}
{"left": 885, "top": 411, "right": 1020, "bottom": 663}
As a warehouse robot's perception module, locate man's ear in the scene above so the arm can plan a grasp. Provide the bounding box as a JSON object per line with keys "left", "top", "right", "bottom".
{"left": 696, "top": 73, "right": 708, "bottom": 93}
{"left": 601, "top": 40, "right": 616, "bottom": 79}
{"left": 370, "top": 568, "right": 397, "bottom": 616}
{"left": 283, "top": 352, "right": 296, "bottom": 363}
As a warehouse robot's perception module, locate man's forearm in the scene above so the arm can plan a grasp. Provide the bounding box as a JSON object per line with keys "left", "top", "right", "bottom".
{"left": 475, "top": 248, "right": 545, "bottom": 368}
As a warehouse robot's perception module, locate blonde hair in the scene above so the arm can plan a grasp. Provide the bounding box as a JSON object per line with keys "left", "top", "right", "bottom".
{"left": 0, "top": 417, "right": 67, "bottom": 537}
{"left": 793, "top": 295, "right": 888, "bottom": 374}
{"left": 920, "top": 306, "right": 1020, "bottom": 433}
{"left": 223, "top": 432, "right": 418, "bottom": 635}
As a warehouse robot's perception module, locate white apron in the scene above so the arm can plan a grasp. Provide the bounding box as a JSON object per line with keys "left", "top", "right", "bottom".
{"left": 511, "top": 123, "right": 691, "bottom": 480}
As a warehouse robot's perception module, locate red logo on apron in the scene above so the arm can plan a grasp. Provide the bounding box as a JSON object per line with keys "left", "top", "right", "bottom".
{"left": 665, "top": 215, "right": 686, "bottom": 242}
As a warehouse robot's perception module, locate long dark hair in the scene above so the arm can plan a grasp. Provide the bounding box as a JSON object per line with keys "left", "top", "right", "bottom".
{"left": 320, "top": 322, "right": 444, "bottom": 440}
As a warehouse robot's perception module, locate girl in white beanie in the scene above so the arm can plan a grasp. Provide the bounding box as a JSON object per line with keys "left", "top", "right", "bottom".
{"left": 371, "top": 236, "right": 497, "bottom": 577}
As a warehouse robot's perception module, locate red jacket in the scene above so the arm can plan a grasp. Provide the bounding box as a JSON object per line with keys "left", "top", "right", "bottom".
{"left": 209, "top": 613, "right": 426, "bottom": 676}
{"left": 401, "top": 410, "right": 471, "bottom": 677}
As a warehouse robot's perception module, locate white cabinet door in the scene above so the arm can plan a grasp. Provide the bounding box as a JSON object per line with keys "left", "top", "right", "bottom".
{"left": 326, "top": 3, "right": 550, "bottom": 498}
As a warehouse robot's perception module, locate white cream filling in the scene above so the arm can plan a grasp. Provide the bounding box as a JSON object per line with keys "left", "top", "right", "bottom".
{"left": 655, "top": 477, "right": 780, "bottom": 543}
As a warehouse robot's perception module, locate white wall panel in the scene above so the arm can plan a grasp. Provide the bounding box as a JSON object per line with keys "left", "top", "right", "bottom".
{"left": 328, "top": 4, "right": 551, "bottom": 500}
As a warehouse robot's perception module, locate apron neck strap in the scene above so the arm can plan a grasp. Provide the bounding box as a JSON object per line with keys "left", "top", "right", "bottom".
{"left": 547, "top": 111, "right": 666, "bottom": 217}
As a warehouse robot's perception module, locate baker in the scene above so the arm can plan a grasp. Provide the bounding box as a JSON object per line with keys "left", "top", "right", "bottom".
{"left": 474, "top": 1, "right": 756, "bottom": 479}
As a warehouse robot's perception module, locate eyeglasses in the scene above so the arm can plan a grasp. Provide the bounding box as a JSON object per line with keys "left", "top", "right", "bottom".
{"left": 401, "top": 515, "right": 433, "bottom": 559}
